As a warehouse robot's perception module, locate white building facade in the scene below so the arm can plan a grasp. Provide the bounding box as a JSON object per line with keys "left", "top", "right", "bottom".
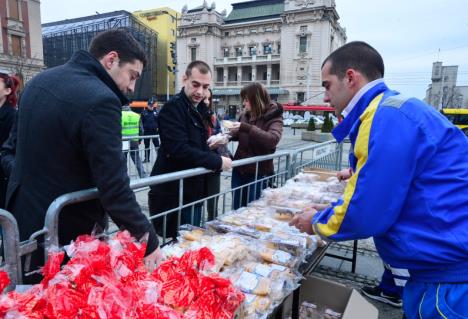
{"left": 0, "top": 0, "right": 44, "bottom": 85}
{"left": 176, "top": 0, "right": 346, "bottom": 115}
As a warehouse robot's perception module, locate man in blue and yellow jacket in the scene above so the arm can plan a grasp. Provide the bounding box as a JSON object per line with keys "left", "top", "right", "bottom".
{"left": 290, "top": 41, "right": 468, "bottom": 318}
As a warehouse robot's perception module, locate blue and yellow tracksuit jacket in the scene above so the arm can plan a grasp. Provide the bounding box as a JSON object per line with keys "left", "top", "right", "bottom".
{"left": 312, "top": 81, "right": 468, "bottom": 283}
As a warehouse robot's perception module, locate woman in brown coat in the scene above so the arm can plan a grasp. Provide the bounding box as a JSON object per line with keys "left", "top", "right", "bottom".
{"left": 229, "top": 82, "right": 283, "bottom": 209}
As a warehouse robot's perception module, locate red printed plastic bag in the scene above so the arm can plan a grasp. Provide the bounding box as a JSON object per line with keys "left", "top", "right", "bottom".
{"left": 41, "top": 249, "right": 65, "bottom": 286}
{"left": 0, "top": 270, "right": 10, "bottom": 294}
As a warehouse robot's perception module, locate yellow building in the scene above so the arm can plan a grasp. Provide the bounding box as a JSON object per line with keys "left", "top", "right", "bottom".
{"left": 133, "top": 7, "right": 180, "bottom": 100}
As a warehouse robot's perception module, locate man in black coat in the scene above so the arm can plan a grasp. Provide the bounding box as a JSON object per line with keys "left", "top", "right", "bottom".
{"left": 148, "top": 61, "right": 232, "bottom": 238}
{"left": 6, "top": 29, "right": 161, "bottom": 283}
{"left": 140, "top": 98, "right": 160, "bottom": 162}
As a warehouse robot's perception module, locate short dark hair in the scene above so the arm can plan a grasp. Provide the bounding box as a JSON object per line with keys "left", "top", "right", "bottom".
{"left": 89, "top": 29, "right": 147, "bottom": 67}
{"left": 185, "top": 60, "right": 211, "bottom": 77}
{"left": 322, "top": 41, "right": 384, "bottom": 81}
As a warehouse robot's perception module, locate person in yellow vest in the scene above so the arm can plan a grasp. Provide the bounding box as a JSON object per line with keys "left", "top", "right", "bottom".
{"left": 122, "top": 105, "right": 146, "bottom": 178}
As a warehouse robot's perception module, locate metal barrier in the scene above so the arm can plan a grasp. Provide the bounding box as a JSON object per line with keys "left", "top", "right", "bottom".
{"left": 122, "top": 135, "right": 239, "bottom": 180}
{"left": 0, "top": 209, "right": 22, "bottom": 291}
{"left": 291, "top": 140, "right": 343, "bottom": 174}
{"left": 4, "top": 140, "right": 346, "bottom": 289}
{"left": 122, "top": 135, "right": 159, "bottom": 179}
{"left": 44, "top": 150, "right": 292, "bottom": 254}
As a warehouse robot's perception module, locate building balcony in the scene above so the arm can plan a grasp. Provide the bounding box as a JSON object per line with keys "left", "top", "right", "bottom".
{"left": 214, "top": 79, "right": 281, "bottom": 87}
{"left": 213, "top": 54, "right": 280, "bottom": 66}
{"left": 212, "top": 79, "right": 287, "bottom": 96}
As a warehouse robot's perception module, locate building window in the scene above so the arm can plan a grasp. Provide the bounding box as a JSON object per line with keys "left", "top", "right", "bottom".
{"left": 236, "top": 30, "right": 243, "bottom": 36}
{"left": 263, "top": 44, "right": 272, "bottom": 54}
{"left": 249, "top": 46, "right": 257, "bottom": 56}
{"left": 223, "top": 48, "right": 229, "bottom": 57}
{"left": 250, "top": 29, "right": 257, "bottom": 33}
{"left": 299, "top": 36, "right": 307, "bottom": 53}
{"left": 277, "top": 43, "right": 281, "bottom": 54}
{"left": 8, "top": 0, "right": 20, "bottom": 20}
{"left": 11, "top": 35, "right": 22, "bottom": 56}
{"left": 297, "top": 92, "right": 305, "bottom": 103}
{"left": 235, "top": 47, "right": 242, "bottom": 57}
{"left": 191, "top": 47, "right": 197, "bottom": 61}
{"left": 191, "top": 38, "right": 197, "bottom": 43}
{"left": 300, "top": 25, "right": 308, "bottom": 32}
{"left": 265, "top": 27, "right": 272, "bottom": 32}
{"left": 172, "top": 29, "right": 175, "bottom": 36}
{"left": 224, "top": 31, "right": 230, "bottom": 37}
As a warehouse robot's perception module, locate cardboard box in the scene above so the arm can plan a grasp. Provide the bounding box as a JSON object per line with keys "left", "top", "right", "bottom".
{"left": 299, "top": 276, "right": 378, "bottom": 319}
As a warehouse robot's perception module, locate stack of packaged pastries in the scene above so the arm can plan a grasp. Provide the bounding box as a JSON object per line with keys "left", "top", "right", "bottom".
{"left": 161, "top": 171, "right": 346, "bottom": 319}
{"left": 162, "top": 224, "right": 304, "bottom": 319}
{"left": 254, "top": 172, "right": 346, "bottom": 209}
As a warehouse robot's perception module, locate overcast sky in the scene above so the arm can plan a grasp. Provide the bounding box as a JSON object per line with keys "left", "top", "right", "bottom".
{"left": 40, "top": 0, "right": 468, "bottom": 99}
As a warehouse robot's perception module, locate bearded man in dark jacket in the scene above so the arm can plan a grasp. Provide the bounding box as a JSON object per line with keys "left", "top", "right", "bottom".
{"left": 6, "top": 29, "right": 161, "bottom": 283}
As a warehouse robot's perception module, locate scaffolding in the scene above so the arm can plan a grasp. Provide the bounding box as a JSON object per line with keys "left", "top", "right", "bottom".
{"left": 42, "top": 11, "right": 157, "bottom": 100}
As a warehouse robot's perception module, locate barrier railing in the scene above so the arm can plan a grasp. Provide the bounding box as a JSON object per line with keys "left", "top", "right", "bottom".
{"left": 44, "top": 150, "right": 292, "bottom": 254}
{"left": 291, "top": 140, "right": 343, "bottom": 175}
{"left": 4, "top": 140, "right": 344, "bottom": 289}
{"left": 122, "top": 135, "right": 159, "bottom": 179}
{"left": 122, "top": 135, "right": 239, "bottom": 180}
{"left": 0, "top": 209, "right": 22, "bottom": 291}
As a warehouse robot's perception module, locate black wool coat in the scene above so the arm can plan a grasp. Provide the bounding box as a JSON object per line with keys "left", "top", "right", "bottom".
{"left": 6, "top": 51, "right": 158, "bottom": 260}
{"left": 149, "top": 89, "right": 222, "bottom": 229}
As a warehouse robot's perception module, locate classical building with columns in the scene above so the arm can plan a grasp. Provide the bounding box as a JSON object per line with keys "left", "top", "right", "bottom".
{"left": 176, "top": 0, "right": 346, "bottom": 115}
{"left": 0, "top": 0, "right": 44, "bottom": 86}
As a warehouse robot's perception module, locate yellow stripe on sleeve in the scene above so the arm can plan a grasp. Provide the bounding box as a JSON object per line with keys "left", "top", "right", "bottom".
{"left": 316, "top": 93, "right": 384, "bottom": 237}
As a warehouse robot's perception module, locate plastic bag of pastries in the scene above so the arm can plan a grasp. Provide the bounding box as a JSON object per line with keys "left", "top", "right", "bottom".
{"left": 243, "top": 293, "right": 272, "bottom": 318}
{"left": 259, "top": 247, "right": 300, "bottom": 269}
{"left": 226, "top": 270, "right": 272, "bottom": 296}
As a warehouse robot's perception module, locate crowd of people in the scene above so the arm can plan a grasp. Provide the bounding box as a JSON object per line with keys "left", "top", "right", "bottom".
{"left": 0, "top": 29, "right": 466, "bottom": 318}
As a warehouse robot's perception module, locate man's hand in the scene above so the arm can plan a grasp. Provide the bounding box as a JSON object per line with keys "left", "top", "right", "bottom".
{"left": 144, "top": 247, "right": 163, "bottom": 273}
{"left": 337, "top": 168, "right": 352, "bottom": 181}
{"left": 229, "top": 122, "right": 241, "bottom": 135}
{"left": 289, "top": 210, "right": 317, "bottom": 235}
{"left": 221, "top": 156, "right": 232, "bottom": 170}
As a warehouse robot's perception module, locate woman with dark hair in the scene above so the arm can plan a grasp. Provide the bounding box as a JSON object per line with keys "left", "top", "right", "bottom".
{"left": 229, "top": 82, "right": 283, "bottom": 209}
{"left": 0, "top": 73, "right": 19, "bottom": 208}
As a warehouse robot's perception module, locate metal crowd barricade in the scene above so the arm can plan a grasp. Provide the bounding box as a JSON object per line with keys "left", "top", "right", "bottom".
{"left": 6, "top": 140, "right": 351, "bottom": 291}
{"left": 122, "top": 134, "right": 159, "bottom": 179}
{"left": 0, "top": 209, "right": 21, "bottom": 291}
{"left": 291, "top": 140, "right": 343, "bottom": 174}
{"left": 43, "top": 151, "right": 292, "bottom": 255}
{"left": 0, "top": 210, "right": 44, "bottom": 290}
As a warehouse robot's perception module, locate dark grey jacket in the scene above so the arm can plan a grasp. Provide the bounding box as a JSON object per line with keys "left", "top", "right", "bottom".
{"left": 7, "top": 51, "right": 158, "bottom": 261}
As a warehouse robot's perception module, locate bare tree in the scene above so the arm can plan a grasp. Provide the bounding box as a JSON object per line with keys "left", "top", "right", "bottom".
{"left": 441, "top": 86, "right": 462, "bottom": 109}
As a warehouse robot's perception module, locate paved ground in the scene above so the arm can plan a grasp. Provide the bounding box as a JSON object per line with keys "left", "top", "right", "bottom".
{"left": 132, "top": 126, "right": 404, "bottom": 318}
